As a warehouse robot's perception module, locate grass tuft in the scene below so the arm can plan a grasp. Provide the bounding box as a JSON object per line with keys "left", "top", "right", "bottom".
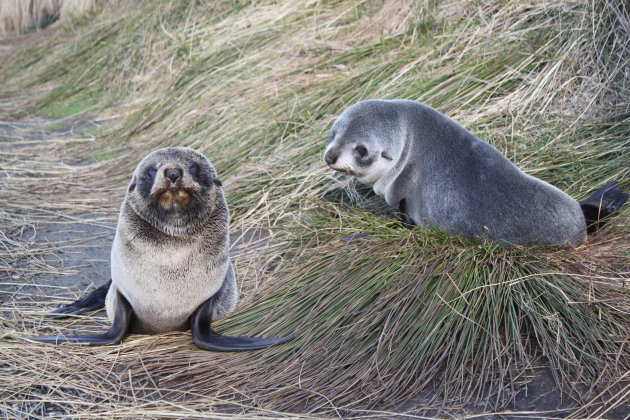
{"left": 210, "top": 206, "right": 629, "bottom": 412}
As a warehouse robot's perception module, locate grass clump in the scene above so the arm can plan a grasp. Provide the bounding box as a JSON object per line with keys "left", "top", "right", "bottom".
{"left": 0, "top": 0, "right": 112, "bottom": 37}
{"left": 210, "top": 207, "right": 629, "bottom": 412}
{"left": 37, "top": 91, "right": 102, "bottom": 118}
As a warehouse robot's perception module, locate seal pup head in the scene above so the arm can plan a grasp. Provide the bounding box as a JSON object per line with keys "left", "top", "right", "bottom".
{"left": 324, "top": 100, "right": 404, "bottom": 185}
{"left": 126, "top": 147, "right": 224, "bottom": 236}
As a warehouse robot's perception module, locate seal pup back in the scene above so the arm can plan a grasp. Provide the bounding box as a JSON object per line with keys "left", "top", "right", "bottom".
{"left": 29, "top": 147, "right": 294, "bottom": 350}
{"left": 324, "top": 99, "right": 626, "bottom": 246}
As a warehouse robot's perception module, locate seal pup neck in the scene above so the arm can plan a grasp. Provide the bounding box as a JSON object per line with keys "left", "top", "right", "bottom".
{"left": 125, "top": 198, "right": 226, "bottom": 239}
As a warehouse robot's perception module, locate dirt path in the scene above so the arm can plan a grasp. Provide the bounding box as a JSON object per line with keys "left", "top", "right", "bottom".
{"left": 0, "top": 112, "right": 116, "bottom": 303}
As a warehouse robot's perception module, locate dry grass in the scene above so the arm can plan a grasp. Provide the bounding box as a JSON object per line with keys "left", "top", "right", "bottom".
{"left": 0, "top": 0, "right": 112, "bottom": 37}
{"left": 0, "top": 0, "right": 629, "bottom": 418}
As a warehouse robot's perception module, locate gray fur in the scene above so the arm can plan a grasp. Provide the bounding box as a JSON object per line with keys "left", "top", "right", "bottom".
{"left": 324, "top": 99, "right": 587, "bottom": 247}
{"left": 106, "top": 147, "right": 237, "bottom": 334}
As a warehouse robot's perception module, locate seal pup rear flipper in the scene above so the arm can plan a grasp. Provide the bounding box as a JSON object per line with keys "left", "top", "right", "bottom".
{"left": 47, "top": 280, "right": 111, "bottom": 318}
{"left": 191, "top": 295, "right": 295, "bottom": 351}
{"left": 580, "top": 181, "right": 628, "bottom": 234}
{"left": 29, "top": 291, "right": 132, "bottom": 346}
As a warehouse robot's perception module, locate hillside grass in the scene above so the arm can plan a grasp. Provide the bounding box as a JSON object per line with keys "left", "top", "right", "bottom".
{"left": 1, "top": 0, "right": 628, "bottom": 418}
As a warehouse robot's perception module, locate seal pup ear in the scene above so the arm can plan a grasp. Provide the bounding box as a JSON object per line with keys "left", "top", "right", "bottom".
{"left": 381, "top": 150, "right": 393, "bottom": 161}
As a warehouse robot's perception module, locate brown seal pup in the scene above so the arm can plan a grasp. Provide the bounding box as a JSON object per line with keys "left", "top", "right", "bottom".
{"left": 324, "top": 99, "right": 627, "bottom": 246}
{"left": 31, "top": 147, "right": 294, "bottom": 350}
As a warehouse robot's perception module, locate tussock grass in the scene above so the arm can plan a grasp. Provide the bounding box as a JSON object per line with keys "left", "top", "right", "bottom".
{"left": 0, "top": 0, "right": 111, "bottom": 37}
{"left": 213, "top": 207, "right": 629, "bottom": 411}
{"left": 1, "top": 0, "right": 629, "bottom": 417}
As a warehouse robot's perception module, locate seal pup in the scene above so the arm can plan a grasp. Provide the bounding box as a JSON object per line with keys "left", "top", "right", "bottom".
{"left": 324, "top": 99, "right": 627, "bottom": 246}
{"left": 30, "top": 147, "right": 294, "bottom": 350}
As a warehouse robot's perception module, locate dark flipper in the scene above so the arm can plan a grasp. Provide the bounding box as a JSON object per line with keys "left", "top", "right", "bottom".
{"left": 29, "top": 291, "right": 132, "bottom": 346}
{"left": 579, "top": 181, "right": 628, "bottom": 234}
{"left": 191, "top": 295, "right": 294, "bottom": 352}
{"left": 341, "top": 232, "right": 374, "bottom": 242}
{"left": 397, "top": 198, "right": 416, "bottom": 229}
{"left": 341, "top": 198, "right": 416, "bottom": 242}
{"left": 48, "top": 280, "right": 111, "bottom": 318}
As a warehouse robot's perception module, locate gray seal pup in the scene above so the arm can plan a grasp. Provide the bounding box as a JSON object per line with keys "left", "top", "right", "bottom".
{"left": 30, "top": 147, "right": 294, "bottom": 350}
{"left": 324, "top": 99, "right": 627, "bottom": 247}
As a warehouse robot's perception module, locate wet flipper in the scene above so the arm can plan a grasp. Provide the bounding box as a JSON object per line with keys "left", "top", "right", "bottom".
{"left": 48, "top": 280, "right": 111, "bottom": 318}
{"left": 580, "top": 181, "right": 628, "bottom": 234}
{"left": 29, "top": 291, "right": 132, "bottom": 346}
{"left": 191, "top": 295, "right": 295, "bottom": 351}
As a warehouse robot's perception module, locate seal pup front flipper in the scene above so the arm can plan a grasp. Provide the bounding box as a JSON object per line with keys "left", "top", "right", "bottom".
{"left": 340, "top": 198, "right": 415, "bottom": 242}
{"left": 191, "top": 295, "right": 295, "bottom": 352}
{"left": 48, "top": 280, "right": 111, "bottom": 318}
{"left": 580, "top": 181, "right": 628, "bottom": 234}
{"left": 29, "top": 291, "right": 132, "bottom": 346}
{"left": 397, "top": 198, "right": 416, "bottom": 229}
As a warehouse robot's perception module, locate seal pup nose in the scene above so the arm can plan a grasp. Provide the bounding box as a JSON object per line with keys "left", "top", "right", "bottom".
{"left": 165, "top": 168, "right": 183, "bottom": 182}
{"left": 324, "top": 150, "right": 338, "bottom": 165}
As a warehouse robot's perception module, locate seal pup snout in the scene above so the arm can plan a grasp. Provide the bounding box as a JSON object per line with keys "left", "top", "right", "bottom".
{"left": 156, "top": 187, "right": 192, "bottom": 209}
{"left": 323, "top": 143, "right": 359, "bottom": 177}
{"left": 324, "top": 133, "right": 395, "bottom": 184}
{"left": 324, "top": 149, "right": 339, "bottom": 165}
{"left": 152, "top": 166, "right": 193, "bottom": 209}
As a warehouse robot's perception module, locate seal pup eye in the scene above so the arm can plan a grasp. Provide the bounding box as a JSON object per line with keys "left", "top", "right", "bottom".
{"left": 213, "top": 179, "right": 222, "bottom": 187}
{"left": 381, "top": 150, "right": 393, "bottom": 161}
{"left": 355, "top": 145, "right": 368, "bottom": 158}
{"left": 189, "top": 163, "right": 200, "bottom": 176}
{"left": 147, "top": 167, "right": 157, "bottom": 178}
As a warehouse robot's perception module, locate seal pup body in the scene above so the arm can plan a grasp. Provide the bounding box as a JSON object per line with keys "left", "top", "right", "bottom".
{"left": 107, "top": 204, "right": 233, "bottom": 334}
{"left": 324, "top": 99, "right": 626, "bottom": 246}
{"left": 31, "top": 147, "right": 293, "bottom": 350}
